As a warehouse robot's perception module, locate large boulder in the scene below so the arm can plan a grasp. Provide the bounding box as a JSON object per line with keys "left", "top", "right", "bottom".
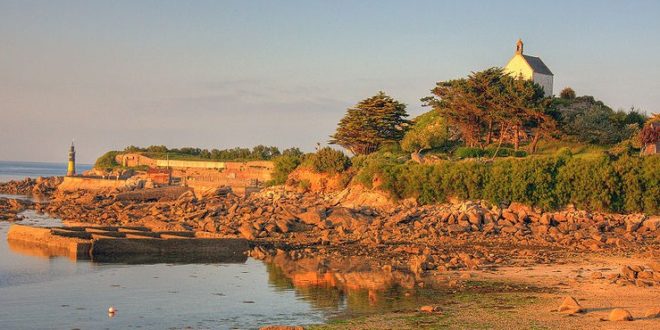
{"left": 608, "top": 309, "right": 633, "bottom": 321}
{"left": 296, "top": 207, "right": 326, "bottom": 226}
{"left": 558, "top": 296, "right": 584, "bottom": 314}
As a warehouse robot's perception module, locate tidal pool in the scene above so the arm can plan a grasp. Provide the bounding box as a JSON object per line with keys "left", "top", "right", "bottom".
{"left": 0, "top": 196, "right": 448, "bottom": 329}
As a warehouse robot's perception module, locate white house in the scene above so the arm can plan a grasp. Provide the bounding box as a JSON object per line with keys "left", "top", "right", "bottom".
{"left": 504, "top": 39, "right": 553, "bottom": 97}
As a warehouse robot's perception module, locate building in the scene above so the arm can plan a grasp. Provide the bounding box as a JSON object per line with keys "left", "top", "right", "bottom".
{"left": 504, "top": 39, "right": 554, "bottom": 96}
{"left": 67, "top": 142, "right": 76, "bottom": 176}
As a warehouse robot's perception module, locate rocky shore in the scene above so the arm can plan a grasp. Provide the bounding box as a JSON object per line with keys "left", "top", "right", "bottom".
{"left": 3, "top": 178, "right": 656, "bottom": 277}
{"left": 1, "top": 177, "right": 659, "bottom": 328}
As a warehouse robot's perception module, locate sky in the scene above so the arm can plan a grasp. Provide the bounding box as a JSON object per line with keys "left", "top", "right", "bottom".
{"left": 1, "top": 0, "right": 659, "bottom": 163}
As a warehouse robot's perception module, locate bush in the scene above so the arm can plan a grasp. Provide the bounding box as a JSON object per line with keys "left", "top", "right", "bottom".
{"left": 270, "top": 154, "right": 302, "bottom": 185}
{"left": 454, "top": 147, "right": 486, "bottom": 159}
{"left": 94, "top": 151, "right": 120, "bottom": 170}
{"left": 355, "top": 153, "right": 659, "bottom": 214}
{"left": 302, "top": 147, "right": 351, "bottom": 174}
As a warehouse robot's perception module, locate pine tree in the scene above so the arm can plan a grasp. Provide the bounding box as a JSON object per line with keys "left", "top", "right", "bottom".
{"left": 330, "top": 92, "right": 410, "bottom": 155}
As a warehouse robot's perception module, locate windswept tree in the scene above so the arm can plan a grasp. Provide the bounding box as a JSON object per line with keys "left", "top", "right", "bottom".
{"left": 500, "top": 74, "right": 554, "bottom": 151}
{"left": 423, "top": 67, "right": 553, "bottom": 152}
{"left": 330, "top": 92, "right": 410, "bottom": 155}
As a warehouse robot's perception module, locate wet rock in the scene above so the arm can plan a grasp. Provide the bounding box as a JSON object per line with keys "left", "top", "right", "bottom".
{"left": 608, "top": 308, "right": 633, "bottom": 321}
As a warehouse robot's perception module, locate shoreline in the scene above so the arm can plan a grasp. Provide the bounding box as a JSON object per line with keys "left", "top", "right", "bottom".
{"left": 1, "top": 177, "right": 659, "bottom": 328}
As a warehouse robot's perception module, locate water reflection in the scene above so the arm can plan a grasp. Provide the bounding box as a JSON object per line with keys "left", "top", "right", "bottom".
{"left": 0, "top": 196, "right": 456, "bottom": 328}
{"left": 263, "top": 253, "right": 451, "bottom": 317}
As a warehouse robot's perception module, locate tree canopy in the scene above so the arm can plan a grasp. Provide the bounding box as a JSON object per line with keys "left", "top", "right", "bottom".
{"left": 422, "top": 68, "right": 553, "bottom": 151}
{"left": 554, "top": 96, "right": 647, "bottom": 145}
{"left": 330, "top": 92, "right": 410, "bottom": 155}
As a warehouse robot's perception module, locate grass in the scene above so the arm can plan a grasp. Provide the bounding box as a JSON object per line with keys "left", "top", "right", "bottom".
{"left": 306, "top": 284, "right": 552, "bottom": 330}
{"left": 533, "top": 140, "right": 608, "bottom": 158}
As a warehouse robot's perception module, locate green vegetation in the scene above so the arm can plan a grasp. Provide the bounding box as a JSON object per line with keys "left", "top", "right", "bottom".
{"left": 94, "top": 151, "right": 120, "bottom": 170}
{"left": 422, "top": 68, "right": 553, "bottom": 152}
{"left": 554, "top": 96, "right": 646, "bottom": 145}
{"left": 270, "top": 153, "right": 304, "bottom": 185}
{"left": 330, "top": 91, "right": 410, "bottom": 155}
{"left": 352, "top": 152, "right": 658, "bottom": 214}
{"left": 559, "top": 87, "right": 576, "bottom": 100}
{"left": 121, "top": 144, "right": 290, "bottom": 162}
{"left": 400, "top": 110, "right": 452, "bottom": 155}
{"left": 301, "top": 147, "right": 351, "bottom": 174}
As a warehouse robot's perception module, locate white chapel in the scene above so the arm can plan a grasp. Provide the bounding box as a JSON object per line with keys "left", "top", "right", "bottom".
{"left": 504, "top": 39, "right": 553, "bottom": 96}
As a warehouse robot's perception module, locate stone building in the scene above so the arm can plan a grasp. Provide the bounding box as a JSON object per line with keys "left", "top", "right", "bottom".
{"left": 504, "top": 39, "right": 554, "bottom": 96}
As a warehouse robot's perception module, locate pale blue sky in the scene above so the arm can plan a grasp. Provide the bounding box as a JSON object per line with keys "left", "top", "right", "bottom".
{"left": 1, "top": 0, "right": 659, "bottom": 162}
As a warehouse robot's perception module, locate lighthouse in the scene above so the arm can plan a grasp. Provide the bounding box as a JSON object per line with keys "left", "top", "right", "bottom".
{"left": 67, "top": 142, "right": 76, "bottom": 177}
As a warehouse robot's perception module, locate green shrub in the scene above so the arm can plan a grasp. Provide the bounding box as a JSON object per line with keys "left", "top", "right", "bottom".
{"left": 302, "top": 147, "right": 350, "bottom": 174}
{"left": 270, "top": 154, "right": 302, "bottom": 185}
{"left": 454, "top": 147, "right": 486, "bottom": 159}
{"left": 94, "top": 151, "right": 120, "bottom": 170}
{"left": 513, "top": 150, "right": 528, "bottom": 157}
{"left": 357, "top": 153, "right": 660, "bottom": 214}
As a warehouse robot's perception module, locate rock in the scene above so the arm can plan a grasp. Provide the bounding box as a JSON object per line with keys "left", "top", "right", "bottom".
{"left": 608, "top": 308, "right": 633, "bottom": 321}
{"left": 643, "top": 307, "right": 660, "bottom": 318}
{"left": 275, "top": 218, "right": 292, "bottom": 233}
{"left": 540, "top": 213, "right": 553, "bottom": 225}
{"left": 637, "top": 271, "right": 653, "bottom": 280}
{"left": 238, "top": 224, "right": 256, "bottom": 240}
{"left": 467, "top": 212, "right": 482, "bottom": 225}
{"left": 502, "top": 211, "right": 518, "bottom": 223}
{"left": 590, "top": 272, "right": 604, "bottom": 280}
{"left": 621, "top": 265, "right": 638, "bottom": 280}
{"left": 447, "top": 224, "right": 469, "bottom": 233}
{"left": 409, "top": 254, "right": 430, "bottom": 274}
{"left": 296, "top": 208, "right": 325, "bottom": 226}
{"left": 642, "top": 216, "right": 660, "bottom": 231}
{"left": 419, "top": 305, "right": 442, "bottom": 313}
{"left": 558, "top": 296, "right": 584, "bottom": 314}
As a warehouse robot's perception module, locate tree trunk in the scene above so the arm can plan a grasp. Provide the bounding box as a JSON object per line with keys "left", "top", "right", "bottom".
{"left": 529, "top": 130, "right": 541, "bottom": 154}
{"left": 513, "top": 126, "right": 520, "bottom": 151}
{"left": 485, "top": 119, "right": 493, "bottom": 145}
{"left": 491, "top": 123, "right": 507, "bottom": 160}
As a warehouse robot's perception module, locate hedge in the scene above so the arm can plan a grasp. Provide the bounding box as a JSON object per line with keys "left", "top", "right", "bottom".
{"left": 355, "top": 154, "right": 659, "bottom": 214}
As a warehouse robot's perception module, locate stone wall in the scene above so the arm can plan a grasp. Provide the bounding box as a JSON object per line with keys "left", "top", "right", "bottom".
{"left": 57, "top": 176, "right": 129, "bottom": 192}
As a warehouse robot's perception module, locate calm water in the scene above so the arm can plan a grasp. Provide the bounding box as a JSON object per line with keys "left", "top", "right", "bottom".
{"left": 0, "top": 160, "right": 92, "bottom": 183}
{"left": 0, "top": 208, "right": 330, "bottom": 329}
{"left": 0, "top": 162, "right": 445, "bottom": 329}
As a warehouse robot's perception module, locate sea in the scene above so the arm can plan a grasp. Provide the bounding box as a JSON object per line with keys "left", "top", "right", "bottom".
{"left": 0, "top": 161, "right": 441, "bottom": 329}
{"left": 0, "top": 160, "right": 92, "bottom": 183}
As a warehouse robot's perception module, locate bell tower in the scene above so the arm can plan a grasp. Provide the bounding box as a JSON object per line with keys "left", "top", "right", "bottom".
{"left": 67, "top": 141, "right": 76, "bottom": 176}
{"left": 516, "top": 39, "right": 524, "bottom": 55}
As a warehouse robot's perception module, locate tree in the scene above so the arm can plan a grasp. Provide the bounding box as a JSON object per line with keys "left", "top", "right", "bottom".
{"left": 423, "top": 67, "right": 552, "bottom": 152}
{"left": 499, "top": 74, "right": 554, "bottom": 152}
{"left": 555, "top": 96, "right": 641, "bottom": 145}
{"left": 330, "top": 92, "right": 410, "bottom": 155}
{"left": 560, "top": 87, "right": 576, "bottom": 100}
{"left": 400, "top": 110, "right": 451, "bottom": 157}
